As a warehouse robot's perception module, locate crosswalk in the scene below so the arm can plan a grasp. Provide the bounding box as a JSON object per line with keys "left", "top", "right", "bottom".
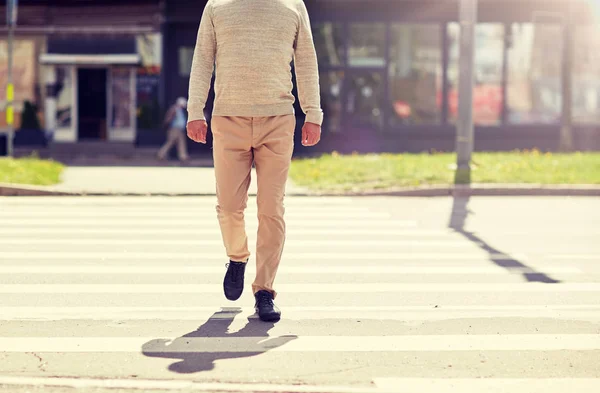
{"left": 0, "top": 196, "right": 599, "bottom": 393}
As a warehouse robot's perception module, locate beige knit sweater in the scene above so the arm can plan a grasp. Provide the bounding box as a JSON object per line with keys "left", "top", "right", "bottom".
{"left": 187, "top": 0, "right": 323, "bottom": 126}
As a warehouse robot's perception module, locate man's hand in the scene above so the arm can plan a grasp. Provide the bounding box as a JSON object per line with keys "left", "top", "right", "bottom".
{"left": 187, "top": 120, "right": 208, "bottom": 144}
{"left": 302, "top": 122, "right": 321, "bottom": 146}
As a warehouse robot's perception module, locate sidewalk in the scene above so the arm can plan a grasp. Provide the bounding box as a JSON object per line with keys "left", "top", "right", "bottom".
{"left": 2, "top": 164, "right": 600, "bottom": 197}
{"left": 24, "top": 166, "right": 309, "bottom": 196}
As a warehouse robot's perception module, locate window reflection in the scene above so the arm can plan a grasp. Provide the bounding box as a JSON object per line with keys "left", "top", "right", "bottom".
{"left": 507, "top": 24, "right": 562, "bottom": 124}
{"left": 448, "top": 23, "right": 504, "bottom": 126}
{"left": 55, "top": 66, "right": 73, "bottom": 128}
{"left": 348, "top": 23, "right": 386, "bottom": 67}
{"left": 312, "top": 23, "right": 344, "bottom": 66}
{"left": 573, "top": 25, "right": 600, "bottom": 124}
{"left": 320, "top": 71, "right": 343, "bottom": 133}
{"left": 389, "top": 24, "right": 442, "bottom": 125}
{"left": 111, "top": 67, "right": 132, "bottom": 128}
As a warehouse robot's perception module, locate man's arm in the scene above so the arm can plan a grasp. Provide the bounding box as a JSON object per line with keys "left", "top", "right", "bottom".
{"left": 187, "top": 0, "right": 216, "bottom": 122}
{"left": 293, "top": 1, "right": 323, "bottom": 127}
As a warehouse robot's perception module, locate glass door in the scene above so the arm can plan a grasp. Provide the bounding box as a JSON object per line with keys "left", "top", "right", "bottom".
{"left": 53, "top": 66, "right": 77, "bottom": 142}
{"left": 107, "top": 66, "right": 136, "bottom": 142}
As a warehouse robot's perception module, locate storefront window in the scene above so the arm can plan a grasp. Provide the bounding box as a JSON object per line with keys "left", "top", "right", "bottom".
{"left": 0, "top": 39, "right": 35, "bottom": 126}
{"left": 312, "top": 23, "right": 344, "bottom": 66}
{"left": 348, "top": 23, "right": 386, "bottom": 67}
{"left": 573, "top": 25, "right": 600, "bottom": 124}
{"left": 55, "top": 66, "right": 73, "bottom": 128}
{"left": 110, "top": 67, "right": 132, "bottom": 128}
{"left": 389, "top": 24, "right": 442, "bottom": 125}
{"left": 448, "top": 23, "right": 504, "bottom": 126}
{"left": 507, "top": 24, "right": 562, "bottom": 124}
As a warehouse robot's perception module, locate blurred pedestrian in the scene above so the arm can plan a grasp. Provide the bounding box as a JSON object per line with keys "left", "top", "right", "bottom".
{"left": 157, "top": 97, "right": 189, "bottom": 162}
{"left": 186, "top": 0, "right": 323, "bottom": 322}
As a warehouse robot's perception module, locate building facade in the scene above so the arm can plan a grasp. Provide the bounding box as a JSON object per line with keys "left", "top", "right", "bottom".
{"left": 3, "top": 0, "right": 600, "bottom": 153}
{"left": 0, "top": 0, "right": 161, "bottom": 148}
{"left": 162, "top": 0, "right": 600, "bottom": 153}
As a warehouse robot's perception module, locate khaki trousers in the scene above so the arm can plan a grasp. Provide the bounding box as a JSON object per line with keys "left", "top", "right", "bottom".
{"left": 211, "top": 115, "right": 296, "bottom": 298}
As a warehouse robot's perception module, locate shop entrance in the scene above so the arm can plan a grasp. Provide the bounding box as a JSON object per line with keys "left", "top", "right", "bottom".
{"left": 77, "top": 68, "right": 108, "bottom": 140}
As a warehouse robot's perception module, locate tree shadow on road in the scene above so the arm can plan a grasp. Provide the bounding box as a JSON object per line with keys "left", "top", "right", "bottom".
{"left": 141, "top": 307, "right": 297, "bottom": 374}
{"left": 448, "top": 195, "right": 560, "bottom": 283}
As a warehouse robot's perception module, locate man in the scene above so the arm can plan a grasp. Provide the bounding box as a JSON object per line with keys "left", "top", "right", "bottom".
{"left": 186, "top": 0, "right": 322, "bottom": 322}
{"left": 157, "top": 97, "right": 189, "bottom": 162}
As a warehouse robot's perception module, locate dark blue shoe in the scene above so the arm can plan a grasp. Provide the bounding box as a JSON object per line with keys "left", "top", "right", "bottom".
{"left": 223, "top": 261, "right": 246, "bottom": 301}
{"left": 254, "top": 290, "right": 281, "bottom": 322}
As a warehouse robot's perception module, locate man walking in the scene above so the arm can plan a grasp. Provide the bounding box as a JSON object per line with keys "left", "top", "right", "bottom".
{"left": 158, "top": 97, "right": 190, "bottom": 162}
{"left": 186, "top": 0, "right": 322, "bottom": 322}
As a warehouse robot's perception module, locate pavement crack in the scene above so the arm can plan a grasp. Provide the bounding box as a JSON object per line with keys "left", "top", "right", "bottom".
{"left": 294, "top": 365, "right": 369, "bottom": 378}
{"left": 28, "top": 352, "right": 48, "bottom": 372}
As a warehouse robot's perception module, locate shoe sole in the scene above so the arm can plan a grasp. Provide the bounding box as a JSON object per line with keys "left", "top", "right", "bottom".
{"left": 224, "top": 287, "right": 243, "bottom": 301}
{"left": 261, "top": 315, "right": 281, "bottom": 322}
{"left": 256, "top": 311, "right": 281, "bottom": 322}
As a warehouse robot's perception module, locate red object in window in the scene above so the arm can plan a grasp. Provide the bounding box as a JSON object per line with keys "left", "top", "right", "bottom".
{"left": 440, "top": 84, "right": 503, "bottom": 125}
{"left": 394, "top": 101, "right": 412, "bottom": 118}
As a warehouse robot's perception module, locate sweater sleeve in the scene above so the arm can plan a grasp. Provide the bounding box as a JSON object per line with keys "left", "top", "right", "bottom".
{"left": 187, "top": 1, "right": 216, "bottom": 122}
{"left": 293, "top": 1, "right": 323, "bottom": 126}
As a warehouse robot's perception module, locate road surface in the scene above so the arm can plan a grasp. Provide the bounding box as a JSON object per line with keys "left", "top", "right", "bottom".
{"left": 0, "top": 196, "right": 599, "bottom": 392}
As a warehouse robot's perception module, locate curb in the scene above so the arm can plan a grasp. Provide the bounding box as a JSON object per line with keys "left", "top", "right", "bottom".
{"left": 307, "top": 184, "right": 600, "bottom": 197}
{"left": 0, "top": 184, "right": 77, "bottom": 196}
{"left": 2, "top": 183, "right": 600, "bottom": 197}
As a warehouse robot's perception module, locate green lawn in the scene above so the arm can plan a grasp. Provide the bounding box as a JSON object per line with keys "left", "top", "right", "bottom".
{"left": 0, "top": 157, "right": 65, "bottom": 186}
{"left": 289, "top": 151, "right": 600, "bottom": 192}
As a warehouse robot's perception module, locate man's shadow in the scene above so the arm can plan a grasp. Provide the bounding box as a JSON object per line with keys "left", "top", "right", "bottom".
{"left": 141, "top": 307, "right": 297, "bottom": 374}
{"left": 449, "top": 195, "right": 560, "bottom": 283}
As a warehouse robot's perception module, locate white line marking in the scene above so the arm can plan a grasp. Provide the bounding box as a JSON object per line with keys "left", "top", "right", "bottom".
{"left": 2, "top": 335, "right": 599, "bottom": 352}
{"left": 373, "top": 378, "right": 600, "bottom": 393}
{"left": 2, "top": 204, "right": 366, "bottom": 210}
{"left": 0, "top": 238, "right": 476, "bottom": 247}
{"left": 0, "top": 219, "right": 415, "bottom": 227}
{"left": 0, "top": 197, "right": 358, "bottom": 204}
{"left": 0, "top": 376, "right": 383, "bottom": 393}
{"left": 1, "top": 211, "right": 391, "bottom": 219}
{"left": 3, "top": 206, "right": 368, "bottom": 212}
{"left": 0, "top": 252, "right": 526, "bottom": 260}
{"left": 3, "top": 228, "right": 600, "bottom": 238}
{"left": 1, "top": 306, "right": 598, "bottom": 321}
{"left": 0, "top": 228, "right": 448, "bottom": 236}
{"left": 0, "top": 283, "right": 597, "bottom": 293}
{"left": 548, "top": 255, "right": 600, "bottom": 261}
{"left": 0, "top": 265, "right": 581, "bottom": 274}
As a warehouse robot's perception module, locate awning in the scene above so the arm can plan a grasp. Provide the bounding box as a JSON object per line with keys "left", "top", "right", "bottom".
{"left": 40, "top": 37, "right": 140, "bottom": 65}
{"left": 39, "top": 53, "right": 140, "bottom": 65}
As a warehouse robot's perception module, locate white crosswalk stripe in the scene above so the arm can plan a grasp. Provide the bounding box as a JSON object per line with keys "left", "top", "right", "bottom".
{"left": 0, "top": 265, "right": 582, "bottom": 274}
{"left": 3, "top": 334, "right": 600, "bottom": 352}
{"left": 1, "top": 306, "right": 599, "bottom": 322}
{"left": 373, "top": 378, "right": 600, "bottom": 393}
{"left": 3, "top": 283, "right": 600, "bottom": 293}
{"left": 1, "top": 196, "right": 599, "bottom": 392}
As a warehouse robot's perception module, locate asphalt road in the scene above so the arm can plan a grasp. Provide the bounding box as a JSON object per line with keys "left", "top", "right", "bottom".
{"left": 0, "top": 196, "right": 599, "bottom": 393}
